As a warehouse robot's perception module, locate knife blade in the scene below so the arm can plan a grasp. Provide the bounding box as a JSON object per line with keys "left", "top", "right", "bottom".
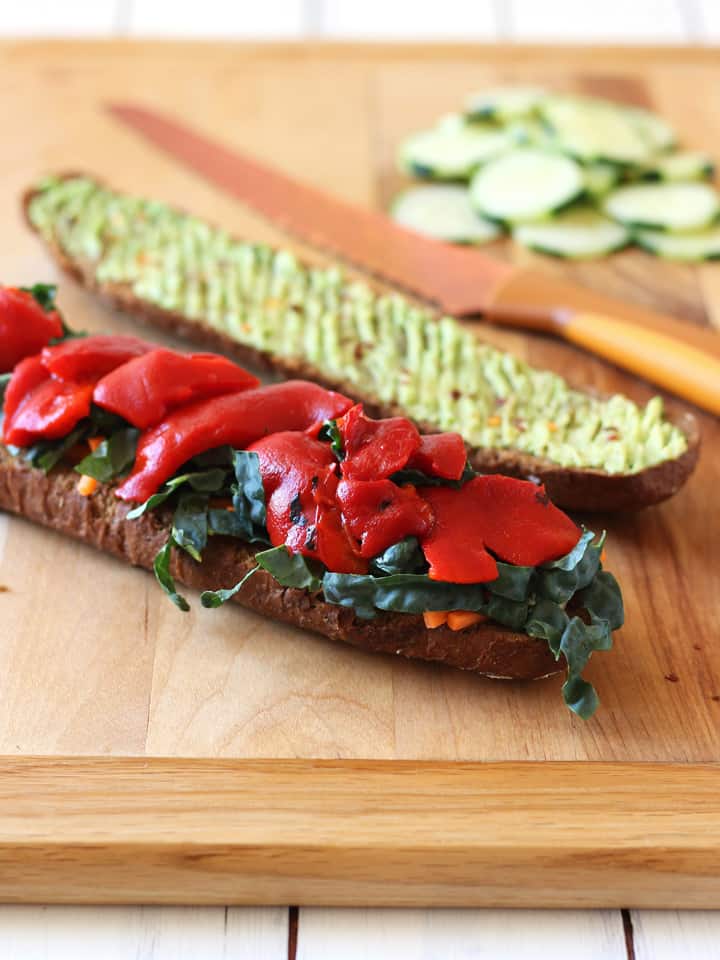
{"left": 105, "top": 102, "right": 720, "bottom": 413}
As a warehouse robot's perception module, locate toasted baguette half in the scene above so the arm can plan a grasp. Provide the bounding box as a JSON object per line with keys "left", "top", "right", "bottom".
{"left": 23, "top": 174, "right": 700, "bottom": 512}
{"left": 0, "top": 446, "right": 560, "bottom": 681}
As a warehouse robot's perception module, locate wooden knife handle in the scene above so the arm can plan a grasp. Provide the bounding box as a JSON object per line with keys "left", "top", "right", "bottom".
{"left": 562, "top": 312, "right": 720, "bottom": 416}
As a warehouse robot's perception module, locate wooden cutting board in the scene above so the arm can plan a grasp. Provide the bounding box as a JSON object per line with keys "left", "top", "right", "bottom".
{"left": 0, "top": 41, "right": 718, "bottom": 907}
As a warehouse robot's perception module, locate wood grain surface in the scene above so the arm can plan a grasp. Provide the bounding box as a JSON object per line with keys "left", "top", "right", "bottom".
{"left": 0, "top": 757, "right": 719, "bottom": 908}
{"left": 0, "top": 41, "right": 717, "bottom": 764}
{"left": 0, "top": 38, "right": 718, "bottom": 910}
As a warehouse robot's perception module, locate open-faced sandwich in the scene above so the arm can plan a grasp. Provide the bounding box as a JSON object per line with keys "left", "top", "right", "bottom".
{"left": 0, "top": 284, "right": 623, "bottom": 718}
{"left": 23, "top": 174, "right": 699, "bottom": 512}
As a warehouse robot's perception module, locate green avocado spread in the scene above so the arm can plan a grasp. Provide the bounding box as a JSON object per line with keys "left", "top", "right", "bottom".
{"left": 28, "top": 175, "right": 687, "bottom": 474}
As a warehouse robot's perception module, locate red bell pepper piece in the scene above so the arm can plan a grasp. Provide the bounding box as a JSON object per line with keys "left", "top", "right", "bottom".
{"left": 0, "top": 287, "right": 63, "bottom": 373}
{"left": 420, "top": 476, "right": 580, "bottom": 583}
{"left": 337, "top": 404, "right": 421, "bottom": 481}
{"left": 116, "top": 381, "right": 354, "bottom": 503}
{"left": 93, "top": 349, "right": 260, "bottom": 429}
{"left": 42, "top": 335, "right": 153, "bottom": 382}
{"left": 336, "top": 478, "right": 434, "bottom": 559}
{"left": 2, "top": 356, "right": 93, "bottom": 447}
{"left": 405, "top": 433, "right": 467, "bottom": 481}
{"left": 250, "top": 432, "right": 366, "bottom": 574}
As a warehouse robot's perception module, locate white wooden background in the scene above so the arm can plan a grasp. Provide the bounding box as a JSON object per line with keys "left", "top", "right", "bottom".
{"left": 0, "top": 0, "right": 717, "bottom": 41}
{"left": 2, "top": 2, "right": 720, "bottom": 958}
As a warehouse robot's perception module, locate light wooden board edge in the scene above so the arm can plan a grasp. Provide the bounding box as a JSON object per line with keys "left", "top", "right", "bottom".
{"left": 0, "top": 757, "right": 718, "bottom": 909}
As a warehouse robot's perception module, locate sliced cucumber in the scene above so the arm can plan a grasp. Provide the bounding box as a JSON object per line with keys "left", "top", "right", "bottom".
{"left": 625, "top": 106, "right": 677, "bottom": 153}
{"left": 634, "top": 226, "right": 720, "bottom": 261}
{"left": 582, "top": 161, "right": 620, "bottom": 198}
{"left": 399, "top": 122, "right": 513, "bottom": 180}
{"left": 513, "top": 207, "right": 629, "bottom": 259}
{"left": 639, "top": 151, "right": 715, "bottom": 183}
{"left": 539, "top": 95, "right": 653, "bottom": 166}
{"left": 469, "top": 148, "right": 584, "bottom": 224}
{"left": 604, "top": 181, "right": 720, "bottom": 232}
{"left": 391, "top": 185, "right": 502, "bottom": 244}
{"left": 465, "top": 85, "right": 546, "bottom": 122}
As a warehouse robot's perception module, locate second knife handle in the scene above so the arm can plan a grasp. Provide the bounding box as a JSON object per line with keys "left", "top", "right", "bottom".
{"left": 563, "top": 312, "right": 720, "bottom": 416}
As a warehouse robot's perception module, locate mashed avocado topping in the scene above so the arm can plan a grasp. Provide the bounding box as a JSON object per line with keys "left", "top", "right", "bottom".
{"left": 28, "top": 175, "right": 688, "bottom": 474}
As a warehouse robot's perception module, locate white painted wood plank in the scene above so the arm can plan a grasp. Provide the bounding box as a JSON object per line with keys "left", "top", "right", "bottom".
{"left": 633, "top": 911, "right": 720, "bottom": 960}
{"left": 297, "top": 908, "right": 627, "bottom": 959}
{"left": 127, "top": 0, "right": 305, "bottom": 37}
{"left": 0, "top": 906, "right": 288, "bottom": 959}
{"left": 0, "top": 0, "right": 118, "bottom": 35}
{"left": 695, "top": 0, "right": 720, "bottom": 39}
{"left": 508, "top": 0, "right": 689, "bottom": 41}
{"left": 318, "top": 0, "right": 499, "bottom": 39}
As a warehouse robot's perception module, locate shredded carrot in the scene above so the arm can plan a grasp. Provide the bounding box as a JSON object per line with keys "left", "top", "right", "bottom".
{"left": 209, "top": 497, "right": 233, "bottom": 510}
{"left": 486, "top": 415, "right": 501, "bottom": 427}
{"left": 77, "top": 475, "right": 99, "bottom": 497}
{"left": 447, "top": 611, "right": 488, "bottom": 631}
{"left": 547, "top": 421, "right": 558, "bottom": 433}
{"left": 88, "top": 436, "right": 105, "bottom": 452}
{"left": 600, "top": 548, "right": 607, "bottom": 564}
{"left": 423, "top": 611, "right": 448, "bottom": 629}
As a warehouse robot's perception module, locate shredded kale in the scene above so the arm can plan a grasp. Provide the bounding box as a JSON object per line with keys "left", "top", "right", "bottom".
{"left": 317, "top": 418, "right": 345, "bottom": 460}
{"left": 255, "top": 545, "right": 324, "bottom": 591}
{"left": 20, "top": 283, "right": 57, "bottom": 312}
{"left": 390, "top": 462, "right": 476, "bottom": 489}
{"left": 74, "top": 427, "right": 139, "bottom": 482}
{"left": 369, "top": 536, "right": 425, "bottom": 576}
{"left": 153, "top": 538, "right": 190, "bottom": 612}
{"left": 200, "top": 565, "right": 259, "bottom": 608}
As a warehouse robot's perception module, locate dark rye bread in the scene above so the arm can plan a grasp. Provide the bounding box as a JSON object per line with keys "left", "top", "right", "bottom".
{"left": 0, "top": 446, "right": 560, "bottom": 681}
{"left": 23, "top": 177, "right": 701, "bottom": 512}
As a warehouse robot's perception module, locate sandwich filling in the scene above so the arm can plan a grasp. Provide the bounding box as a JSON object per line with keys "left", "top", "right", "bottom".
{"left": 0, "top": 285, "right": 624, "bottom": 717}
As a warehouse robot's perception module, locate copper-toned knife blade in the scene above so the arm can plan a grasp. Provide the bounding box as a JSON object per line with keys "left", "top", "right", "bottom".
{"left": 106, "top": 102, "right": 720, "bottom": 364}
{"left": 106, "top": 102, "right": 511, "bottom": 315}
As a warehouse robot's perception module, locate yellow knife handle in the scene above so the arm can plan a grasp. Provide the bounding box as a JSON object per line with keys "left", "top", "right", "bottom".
{"left": 562, "top": 312, "right": 720, "bottom": 416}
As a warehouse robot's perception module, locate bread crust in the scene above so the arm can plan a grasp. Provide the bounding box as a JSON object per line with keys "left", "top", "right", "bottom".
{"left": 0, "top": 446, "right": 560, "bottom": 681}
{"left": 22, "top": 177, "right": 701, "bottom": 512}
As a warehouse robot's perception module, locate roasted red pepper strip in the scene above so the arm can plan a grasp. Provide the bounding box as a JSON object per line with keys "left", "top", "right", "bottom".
{"left": 0, "top": 287, "right": 63, "bottom": 373}
{"left": 42, "top": 335, "right": 153, "bottom": 381}
{"left": 337, "top": 404, "right": 421, "bottom": 481}
{"left": 336, "top": 478, "right": 434, "bottom": 559}
{"left": 405, "top": 433, "right": 467, "bottom": 481}
{"left": 421, "top": 476, "right": 580, "bottom": 583}
{"left": 93, "top": 349, "right": 260, "bottom": 429}
{"left": 2, "top": 356, "right": 93, "bottom": 447}
{"left": 250, "top": 432, "right": 365, "bottom": 574}
{"left": 116, "top": 381, "right": 354, "bottom": 503}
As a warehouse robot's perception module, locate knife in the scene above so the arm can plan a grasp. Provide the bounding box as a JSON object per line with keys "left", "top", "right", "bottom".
{"left": 106, "top": 102, "right": 720, "bottom": 415}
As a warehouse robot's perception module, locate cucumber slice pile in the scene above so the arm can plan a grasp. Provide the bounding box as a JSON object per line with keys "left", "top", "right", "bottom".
{"left": 391, "top": 185, "right": 501, "bottom": 244}
{"left": 470, "top": 148, "right": 584, "bottom": 224}
{"left": 393, "top": 85, "right": 719, "bottom": 260}
{"left": 399, "top": 122, "right": 513, "bottom": 180}
{"left": 513, "top": 208, "right": 629, "bottom": 259}
{"left": 604, "top": 182, "right": 720, "bottom": 232}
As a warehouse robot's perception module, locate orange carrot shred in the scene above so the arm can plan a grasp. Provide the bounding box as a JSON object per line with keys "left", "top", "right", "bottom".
{"left": 77, "top": 475, "right": 99, "bottom": 497}
{"left": 423, "top": 611, "right": 448, "bottom": 629}
{"left": 447, "top": 611, "right": 488, "bottom": 631}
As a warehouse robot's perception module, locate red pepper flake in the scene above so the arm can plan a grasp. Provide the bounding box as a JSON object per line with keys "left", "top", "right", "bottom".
{"left": 711, "top": 695, "right": 720, "bottom": 703}
{"left": 0, "top": 585, "right": 9, "bottom": 593}
{"left": 450, "top": 389, "right": 462, "bottom": 401}
{"left": 664, "top": 673, "right": 679, "bottom": 683}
